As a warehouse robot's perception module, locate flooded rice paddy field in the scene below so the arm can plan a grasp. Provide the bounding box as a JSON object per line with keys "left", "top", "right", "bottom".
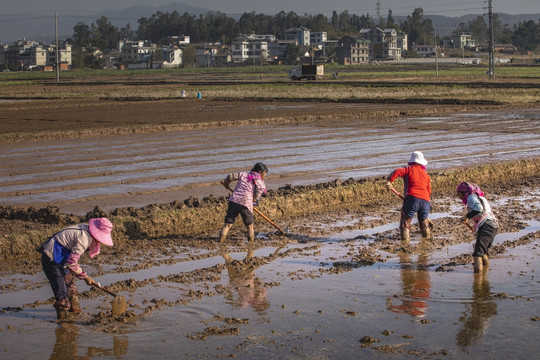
{"left": 0, "top": 107, "right": 539, "bottom": 214}
{"left": 1, "top": 189, "right": 539, "bottom": 359}
{"left": 0, "top": 106, "right": 539, "bottom": 359}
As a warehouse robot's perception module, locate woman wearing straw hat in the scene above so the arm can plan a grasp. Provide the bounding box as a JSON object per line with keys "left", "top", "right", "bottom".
{"left": 39, "top": 217, "right": 114, "bottom": 314}
{"left": 386, "top": 151, "right": 432, "bottom": 242}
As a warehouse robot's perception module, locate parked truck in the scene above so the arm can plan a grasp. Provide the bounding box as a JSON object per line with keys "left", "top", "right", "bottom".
{"left": 288, "top": 64, "right": 324, "bottom": 80}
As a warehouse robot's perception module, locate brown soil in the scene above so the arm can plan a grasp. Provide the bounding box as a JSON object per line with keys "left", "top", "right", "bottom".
{"left": 0, "top": 88, "right": 539, "bottom": 359}
{"left": 0, "top": 95, "right": 538, "bottom": 260}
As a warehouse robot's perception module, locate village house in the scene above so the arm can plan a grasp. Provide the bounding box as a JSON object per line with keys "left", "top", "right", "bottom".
{"left": 413, "top": 44, "right": 437, "bottom": 57}
{"left": 310, "top": 32, "right": 327, "bottom": 45}
{"left": 231, "top": 34, "right": 272, "bottom": 64}
{"left": 268, "top": 39, "right": 297, "bottom": 62}
{"left": 0, "top": 39, "right": 72, "bottom": 70}
{"left": 334, "top": 36, "right": 370, "bottom": 65}
{"left": 119, "top": 40, "right": 157, "bottom": 68}
{"left": 285, "top": 27, "right": 311, "bottom": 46}
{"left": 195, "top": 44, "right": 220, "bottom": 67}
{"left": 452, "top": 32, "right": 477, "bottom": 49}
{"left": 359, "top": 28, "right": 401, "bottom": 60}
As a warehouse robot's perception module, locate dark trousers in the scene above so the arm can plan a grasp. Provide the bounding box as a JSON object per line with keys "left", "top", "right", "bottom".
{"left": 41, "top": 253, "right": 69, "bottom": 301}
{"left": 473, "top": 220, "right": 497, "bottom": 257}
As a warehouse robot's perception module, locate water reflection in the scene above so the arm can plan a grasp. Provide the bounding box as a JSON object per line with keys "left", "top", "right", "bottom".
{"left": 221, "top": 246, "right": 280, "bottom": 313}
{"left": 387, "top": 253, "right": 431, "bottom": 318}
{"left": 456, "top": 272, "right": 497, "bottom": 348}
{"left": 49, "top": 323, "right": 128, "bottom": 360}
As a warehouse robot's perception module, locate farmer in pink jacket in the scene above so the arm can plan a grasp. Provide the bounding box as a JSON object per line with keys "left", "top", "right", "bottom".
{"left": 219, "top": 163, "right": 268, "bottom": 243}
{"left": 39, "top": 218, "right": 114, "bottom": 313}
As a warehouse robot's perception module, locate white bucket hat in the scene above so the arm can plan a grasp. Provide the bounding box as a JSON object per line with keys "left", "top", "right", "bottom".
{"left": 409, "top": 151, "right": 428, "bottom": 166}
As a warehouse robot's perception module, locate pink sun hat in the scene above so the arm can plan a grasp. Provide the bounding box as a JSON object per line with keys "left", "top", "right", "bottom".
{"left": 88, "top": 217, "right": 114, "bottom": 246}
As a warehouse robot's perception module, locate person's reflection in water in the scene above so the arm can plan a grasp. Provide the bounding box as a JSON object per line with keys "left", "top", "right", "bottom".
{"left": 456, "top": 271, "right": 497, "bottom": 348}
{"left": 221, "top": 245, "right": 277, "bottom": 313}
{"left": 49, "top": 324, "right": 128, "bottom": 360}
{"left": 49, "top": 324, "right": 85, "bottom": 360}
{"left": 387, "top": 253, "right": 431, "bottom": 318}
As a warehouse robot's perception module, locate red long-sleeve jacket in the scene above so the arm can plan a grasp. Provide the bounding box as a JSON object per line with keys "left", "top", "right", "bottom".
{"left": 388, "top": 164, "right": 431, "bottom": 202}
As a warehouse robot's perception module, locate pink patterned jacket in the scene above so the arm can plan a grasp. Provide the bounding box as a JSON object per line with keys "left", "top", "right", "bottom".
{"left": 225, "top": 171, "right": 266, "bottom": 213}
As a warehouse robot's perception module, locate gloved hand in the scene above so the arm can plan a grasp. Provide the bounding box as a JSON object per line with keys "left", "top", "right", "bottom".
{"left": 253, "top": 201, "right": 259, "bottom": 207}
{"left": 386, "top": 181, "right": 392, "bottom": 189}
{"left": 460, "top": 215, "right": 467, "bottom": 222}
{"left": 84, "top": 276, "right": 97, "bottom": 286}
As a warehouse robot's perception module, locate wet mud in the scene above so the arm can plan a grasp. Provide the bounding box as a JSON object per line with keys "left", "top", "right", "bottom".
{"left": 0, "top": 97, "right": 539, "bottom": 359}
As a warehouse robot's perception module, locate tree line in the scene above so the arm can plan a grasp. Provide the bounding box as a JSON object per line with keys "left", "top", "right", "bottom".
{"left": 69, "top": 8, "right": 539, "bottom": 64}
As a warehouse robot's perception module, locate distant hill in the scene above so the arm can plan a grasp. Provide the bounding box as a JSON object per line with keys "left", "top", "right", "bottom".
{"left": 0, "top": 2, "right": 211, "bottom": 44}
{"left": 422, "top": 13, "right": 540, "bottom": 35}
{"left": 1, "top": 2, "right": 538, "bottom": 44}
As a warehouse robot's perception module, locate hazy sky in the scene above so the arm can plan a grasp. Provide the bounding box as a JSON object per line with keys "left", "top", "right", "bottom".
{"left": 3, "top": 0, "right": 539, "bottom": 17}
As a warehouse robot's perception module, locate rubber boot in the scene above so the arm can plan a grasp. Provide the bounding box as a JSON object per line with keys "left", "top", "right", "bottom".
{"left": 69, "top": 295, "right": 81, "bottom": 313}
{"left": 400, "top": 229, "right": 410, "bottom": 242}
{"left": 56, "top": 310, "right": 68, "bottom": 321}
{"left": 65, "top": 272, "right": 80, "bottom": 313}
{"left": 482, "top": 254, "right": 489, "bottom": 268}
{"left": 473, "top": 256, "right": 483, "bottom": 273}
{"left": 420, "top": 220, "right": 432, "bottom": 240}
{"left": 399, "top": 212, "right": 413, "bottom": 242}
{"left": 54, "top": 297, "right": 70, "bottom": 321}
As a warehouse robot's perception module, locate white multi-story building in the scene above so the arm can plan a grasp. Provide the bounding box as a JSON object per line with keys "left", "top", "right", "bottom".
{"left": 0, "top": 40, "right": 72, "bottom": 70}
{"left": 397, "top": 32, "right": 408, "bottom": 54}
{"left": 231, "top": 34, "right": 270, "bottom": 63}
{"left": 310, "top": 32, "right": 327, "bottom": 45}
{"left": 285, "top": 27, "right": 310, "bottom": 46}
{"left": 47, "top": 43, "right": 73, "bottom": 66}
{"left": 452, "top": 33, "right": 476, "bottom": 49}
{"left": 120, "top": 40, "right": 156, "bottom": 64}
{"left": 161, "top": 46, "right": 183, "bottom": 68}
{"left": 359, "top": 28, "right": 401, "bottom": 60}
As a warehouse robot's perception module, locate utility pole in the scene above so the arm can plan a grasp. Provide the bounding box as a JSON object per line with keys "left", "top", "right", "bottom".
{"left": 55, "top": 12, "right": 59, "bottom": 82}
{"left": 435, "top": 38, "right": 439, "bottom": 76}
{"left": 487, "top": 0, "right": 494, "bottom": 79}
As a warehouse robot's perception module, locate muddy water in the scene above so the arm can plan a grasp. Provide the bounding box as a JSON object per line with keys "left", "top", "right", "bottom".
{"left": 0, "top": 109, "right": 538, "bottom": 214}
{"left": 1, "top": 191, "right": 539, "bottom": 359}
{"left": 1, "top": 109, "right": 539, "bottom": 359}
{"left": 1, "top": 228, "right": 539, "bottom": 358}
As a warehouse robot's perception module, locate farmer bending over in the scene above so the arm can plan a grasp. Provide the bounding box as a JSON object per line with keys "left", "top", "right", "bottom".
{"left": 220, "top": 162, "right": 268, "bottom": 243}
{"left": 39, "top": 218, "right": 114, "bottom": 314}
{"left": 387, "top": 151, "right": 432, "bottom": 241}
{"left": 456, "top": 182, "right": 498, "bottom": 273}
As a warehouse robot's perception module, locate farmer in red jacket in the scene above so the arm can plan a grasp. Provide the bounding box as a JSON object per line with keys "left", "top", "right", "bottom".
{"left": 387, "top": 151, "right": 432, "bottom": 242}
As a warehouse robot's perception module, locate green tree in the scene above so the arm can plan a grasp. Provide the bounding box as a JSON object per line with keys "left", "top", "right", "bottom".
{"left": 72, "top": 22, "right": 91, "bottom": 49}
{"left": 331, "top": 11, "right": 339, "bottom": 32}
{"left": 181, "top": 44, "right": 196, "bottom": 67}
{"left": 386, "top": 10, "right": 395, "bottom": 28}
{"left": 119, "top": 23, "right": 136, "bottom": 41}
{"left": 401, "top": 8, "right": 434, "bottom": 46}
{"left": 512, "top": 20, "right": 538, "bottom": 52}
{"left": 92, "top": 16, "right": 119, "bottom": 51}
{"left": 284, "top": 43, "right": 301, "bottom": 65}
